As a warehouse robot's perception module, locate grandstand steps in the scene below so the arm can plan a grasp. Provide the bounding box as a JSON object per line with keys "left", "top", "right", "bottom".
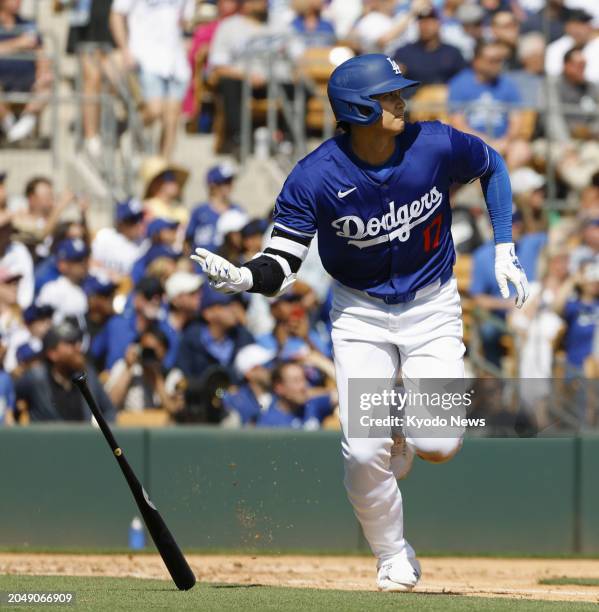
{"left": 172, "top": 132, "right": 286, "bottom": 218}
{"left": 2, "top": 150, "right": 53, "bottom": 200}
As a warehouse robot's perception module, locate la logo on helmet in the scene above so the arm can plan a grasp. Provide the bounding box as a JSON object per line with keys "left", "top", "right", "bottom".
{"left": 386, "top": 57, "right": 401, "bottom": 75}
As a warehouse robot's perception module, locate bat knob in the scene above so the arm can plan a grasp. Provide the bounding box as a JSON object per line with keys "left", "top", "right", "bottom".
{"left": 72, "top": 371, "right": 88, "bottom": 385}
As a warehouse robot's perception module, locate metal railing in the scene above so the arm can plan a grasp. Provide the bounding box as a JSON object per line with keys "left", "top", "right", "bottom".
{"left": 74, "top": 42, "right": 151, "bottom": 195}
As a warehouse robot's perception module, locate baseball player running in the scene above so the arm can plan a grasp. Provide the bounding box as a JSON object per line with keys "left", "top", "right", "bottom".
{"left": 192, "top": 54, "right": 529, "bottom": 591}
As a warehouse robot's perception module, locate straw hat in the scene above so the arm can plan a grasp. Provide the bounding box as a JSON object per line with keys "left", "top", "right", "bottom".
{"left": 140, "top": 156, "right": 190, "bottom": 198}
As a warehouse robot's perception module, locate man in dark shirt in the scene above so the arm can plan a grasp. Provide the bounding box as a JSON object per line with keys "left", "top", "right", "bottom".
{"left": 175, "top": 284, "right": 253, "bottom": 382}
{"left": 393, "top": 6, "right": 465, "bottom": 89}
{"left": 15, "top": 320, "right": 116, "bottom": 422}
{"left": 522, "top": 0, "right": 568, "bottom": 43}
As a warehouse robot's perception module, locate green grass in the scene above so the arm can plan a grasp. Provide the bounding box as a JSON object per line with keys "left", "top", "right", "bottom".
{"left": 0, "top": 575, "right": 597, "bottom": 612}
{"left": 539, "top": 577, "right": 599, "bottom": 587}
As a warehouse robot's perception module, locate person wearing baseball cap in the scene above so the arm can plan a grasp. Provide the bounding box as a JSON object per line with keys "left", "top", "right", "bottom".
{"left": 90, "top": 198, "right": 145, "bottom": 283}
{"left": 17, "top": 304, "right": 55, "bottom": 361}
{"left": 162, "top": 271, "right": 204, "bottom": 369}
{"left": 36, "top": 238, "right": 89, "bottom": 325}
{"left": 14, "top": 320, "right": 116, "bottom": 422}
{"left": 175, "top": 283, "right": 253, "bottom": 381}
{"left": 186, "top": 162, "right": 244, "bottom": 258}
{"left": 84, "top": 276, "right": 119, "bottom": 371}
{"left": 546, "top": 8, "right": 599, "bottom": 82}
{"left": 241, "top": 218, "right": 269, "bottom": 261}
{"left": 101, "top": 275, "right": 167, "bottom": 371}
{"left": 222, "top": 343, "right": 275, "bottom": 424}
{"left": 14, "top": 338, "right": 43, "bottom": 374}
{"left": 131, "top": 218, "right": 181, "bottom": 284}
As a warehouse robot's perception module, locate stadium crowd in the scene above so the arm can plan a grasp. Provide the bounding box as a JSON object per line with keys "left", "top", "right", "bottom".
{"left": 0, "top": 0, "right": 598, "bottom": 429}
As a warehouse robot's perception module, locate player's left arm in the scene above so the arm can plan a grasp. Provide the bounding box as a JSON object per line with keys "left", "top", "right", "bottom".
{"left": 449, "top": 126, "right": 530, "bottom": 308}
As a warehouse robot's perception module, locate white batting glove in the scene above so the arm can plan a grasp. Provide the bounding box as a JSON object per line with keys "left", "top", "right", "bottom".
{"left": 494, "top": 242, "right": 530, "bottom": 309}
{"left": 190, "top": 248, "right": 253, "bottom": 294}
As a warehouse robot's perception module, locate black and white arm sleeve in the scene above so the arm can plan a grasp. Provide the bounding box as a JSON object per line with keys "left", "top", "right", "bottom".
{"left": 243, "top": 226, "right": 312, "bottom": 296}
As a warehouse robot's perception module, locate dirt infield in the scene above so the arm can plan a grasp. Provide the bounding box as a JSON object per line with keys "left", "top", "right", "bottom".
{"left": 1, "top": 554, "right": 599, "bottom": 603}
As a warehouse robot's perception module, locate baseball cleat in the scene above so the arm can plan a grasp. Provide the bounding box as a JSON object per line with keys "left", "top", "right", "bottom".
{"left": 377, "top": 555, "right": 421, "bottom": 592}
{"left": 390, "top": 435, "right": 415, "bottom": 480}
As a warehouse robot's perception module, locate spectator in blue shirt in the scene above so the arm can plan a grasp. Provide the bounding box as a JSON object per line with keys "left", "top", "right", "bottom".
{"left": 84, "top": 275, "right": 118, "bottom": 372}
{"left": 223, "top": 343, "right": 275, "bottom": 425}
{"left": 186, "top": 164, "right": 243, "bottom": 259}
{"left": 470, "top": 212, "right": 526, "bottom": 368}
{"left": 131, "top": 218, "right": 180, "bottom": 284}
{"left": 393, "top": 6, "right": 465, "bottom": 89}
{"left": 257, "top": 285, "right": 332, "bottom": 361}
{"left": 103, "top": 275, "right": 166, "bottom": 369}
{"left": 256, "top": 361, "right": 334, "bottom": 429}
{"left": 448, "top": 40, "right": 530, "bottom": 168}
{"left": 554, "top": 260, "right": 599, "bottom": 372}
{"left": 175, "top": 284, "right": 253, "bottom": 381}
{"left": 163, "top": 271, "right": 204, "bottom": 370}
{"left": 290, "top": 0, "right": 336, "bottom": 47}
{"left": 0, "top": 332, "right": 15, "bottom": 425}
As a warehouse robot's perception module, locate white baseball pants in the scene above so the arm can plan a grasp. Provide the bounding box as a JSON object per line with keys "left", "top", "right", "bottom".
{"left": 330, "top": 276, "right": 465, "bottom": 565}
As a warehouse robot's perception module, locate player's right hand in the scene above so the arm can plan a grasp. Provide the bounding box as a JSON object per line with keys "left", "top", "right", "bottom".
{"left": 190, "top": 248, "right": 253, "bottom": 294}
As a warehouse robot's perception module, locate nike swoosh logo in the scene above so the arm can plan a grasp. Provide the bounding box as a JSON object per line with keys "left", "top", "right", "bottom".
{"left": 338, "top": 187, "right": 357, "bottom": 199}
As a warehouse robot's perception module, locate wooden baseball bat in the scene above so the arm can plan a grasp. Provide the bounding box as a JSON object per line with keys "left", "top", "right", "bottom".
{"left": 72, "top": 371, "right": 196, "bottom": 591}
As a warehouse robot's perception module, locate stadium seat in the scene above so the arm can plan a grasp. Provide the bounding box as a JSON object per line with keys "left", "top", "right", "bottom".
{"left": 116, "top": 409, "right": 170, "bottom": 427}
{"left": 296, "top": 47, "right": 338, "bottom": 133}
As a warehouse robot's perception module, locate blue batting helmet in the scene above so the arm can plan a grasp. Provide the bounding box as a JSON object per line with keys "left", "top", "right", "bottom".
{"left": 327, "top": 54, "right": 420, "bottom": 126}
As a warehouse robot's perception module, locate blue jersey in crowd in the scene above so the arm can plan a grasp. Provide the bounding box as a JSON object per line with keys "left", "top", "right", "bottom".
{"left": 186, "top": 203, "right": 242, "bottom": 252}
{"left": 273, "top": 122, "right": 491, "bottom": 303}
{"left": 256, "top": 394, "right": 334, "bottom": 429}
{"left": 0, "top": 370, "right": 15, "bottom": 425}
{"left": 563, "top": 299, "right": 599, "bottom": 369}
{"left": 448, "top": 69, "right": 521, "bottom": 138}
{"left": 223, "top": 384, "right": 265, "bottom": 425}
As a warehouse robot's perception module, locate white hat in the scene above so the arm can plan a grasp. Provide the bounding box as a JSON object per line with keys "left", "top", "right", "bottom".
{"left": 510, "top": 167, "right": 545, "bottom": 195}
{"left": 234, "top": 344, "right": 276, "bottom": 376}
{"left": 216, "top": 209, "right": 249, "bottom": 243}
{"left": 165, "top": 272, "right": 204, "bottom": 301}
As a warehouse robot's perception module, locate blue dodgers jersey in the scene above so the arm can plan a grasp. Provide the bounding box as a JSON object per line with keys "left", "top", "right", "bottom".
{"left": 273, "top": 122, "right": 490, "bottom": 302}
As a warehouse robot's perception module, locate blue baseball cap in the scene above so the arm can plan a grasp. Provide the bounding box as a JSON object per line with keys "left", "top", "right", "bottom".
{"left": 55, "top": 238, "right": 90, "bottom": 261}
{"left": 201, "top": 284, "right": 235, "bottom": 310}
{"left": 206, "top": 163, "right": 237, "bottom": 186}
{"left": 23, "top": 303, "right": 54, "bottom": 324}
{"left": 83, "top": 275, "right": 118, "bottom": 297}
{"left": 241, "top": 218, "right": 269, "bottom": 238}
{"left": 144, "top": 244, "right": 180, "bottom": 266}
{"left": 115, "top": 197, "right": 144, "bottom": 223}
{"left": 16, "top": 340, "right": 42, "bottom": 364}
{"left": 146, "top": 218, "right": 179, "bottom": 239}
